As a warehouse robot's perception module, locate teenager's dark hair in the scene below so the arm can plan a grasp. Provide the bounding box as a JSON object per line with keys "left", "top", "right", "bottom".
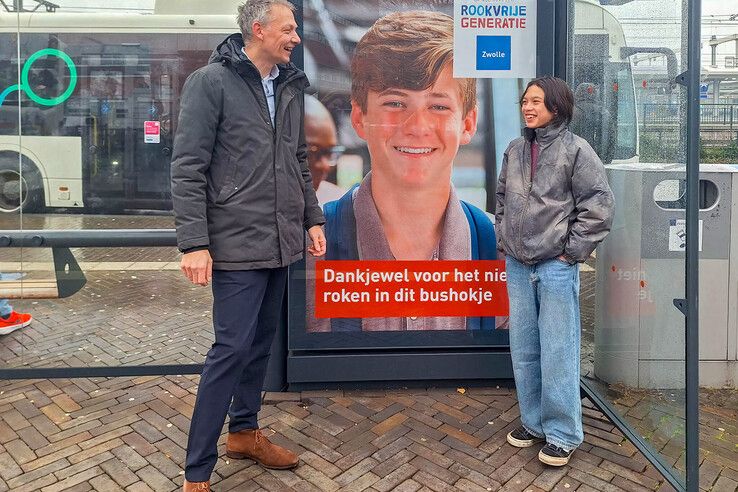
{"left": 521, "top": 76, "right": 574, "bottom": 126}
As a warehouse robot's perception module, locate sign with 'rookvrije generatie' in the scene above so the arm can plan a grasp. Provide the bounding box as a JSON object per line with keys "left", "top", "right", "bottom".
{"left": 453, "top": 0, "right": 537, "bottom": 78}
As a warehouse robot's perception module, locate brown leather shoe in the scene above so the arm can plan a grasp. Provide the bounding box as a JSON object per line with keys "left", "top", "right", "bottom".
{"left": 183, "top": 480, "right": 210, "bottom": 491}
{"left": 226, "top": 428, "right": 299, "bottom": 469}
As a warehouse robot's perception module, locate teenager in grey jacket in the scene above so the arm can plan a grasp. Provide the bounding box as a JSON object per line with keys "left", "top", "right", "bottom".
{"left": 496, "top": 76, "right": 614, "bottom": 466}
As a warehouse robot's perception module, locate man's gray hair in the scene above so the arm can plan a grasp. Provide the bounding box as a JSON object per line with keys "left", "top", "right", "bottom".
{"left": 237, "top": 0, "right": 295, "bottom": 42}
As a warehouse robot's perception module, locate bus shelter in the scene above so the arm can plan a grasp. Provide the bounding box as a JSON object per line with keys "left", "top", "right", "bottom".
{"left": 0, "top": 0, "right": 702, "bottom": 490}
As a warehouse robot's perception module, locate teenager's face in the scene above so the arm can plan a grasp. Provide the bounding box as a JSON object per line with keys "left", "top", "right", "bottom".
{"left": 351, "top": 65, "right": 477, "bottom": 189}
{"left": 256, "top": 4, "right": 300, "bottom": 65}
{"left": 521, "top": 85, "right": 555, "bottom": 128}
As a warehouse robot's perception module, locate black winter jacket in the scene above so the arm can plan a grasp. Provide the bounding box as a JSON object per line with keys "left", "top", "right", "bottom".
{"left": 171, "top": 34, "right": 325, "bottom": 270}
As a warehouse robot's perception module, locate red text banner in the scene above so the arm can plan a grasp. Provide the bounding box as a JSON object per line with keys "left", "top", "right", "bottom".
{"left": 315, "top": 260, "right": 509, "bottom": 318}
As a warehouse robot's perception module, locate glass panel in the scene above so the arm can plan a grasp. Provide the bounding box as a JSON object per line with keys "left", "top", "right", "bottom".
{"left": 1, "top": 2, "right": 250, "bottom": 369}
{"left": 291, "top": 0, "right": 521, "bottom": 349}
{"left": 0, "top": 8, "right": 27, "bottom": 356}
{"left": 572, "top": 0, "right": 689, "bottom": 485}
{"left": 698, "top": 1, "right": 738, "bottom": 485}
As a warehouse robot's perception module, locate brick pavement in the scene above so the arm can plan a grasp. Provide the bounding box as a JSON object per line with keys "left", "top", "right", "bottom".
{"left": 1, "top": 214, "right": 737, "bottom": 490}
{"left": 0, "top": 376, "right": 683, "bottom": 492}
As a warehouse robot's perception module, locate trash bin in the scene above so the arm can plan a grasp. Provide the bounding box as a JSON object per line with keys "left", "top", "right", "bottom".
{"left": 595, "top": 162, "right": 737, "bottom": 389}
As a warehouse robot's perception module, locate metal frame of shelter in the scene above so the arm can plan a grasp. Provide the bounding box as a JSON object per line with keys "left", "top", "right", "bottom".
{"left": 0, "top": 0, "right": 701, "bottom": 489}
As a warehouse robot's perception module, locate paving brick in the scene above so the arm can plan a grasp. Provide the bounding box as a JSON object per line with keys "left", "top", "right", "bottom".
{"left": 100, "top": 458, "right": 140, "bottom": 488}
{"left": 135, "top": 464, "right": 176, "bottom": 491}
{"left": 410, "top": 455, "right": 460, "bottom": 485}
{"left": 448, "top": 462, "right": 501, "bottom": 490}
{"left": 15, "top": 425, "right": 48, "bottom": 451}
{"left": 3, "top": 439, "right": 36, "bottom": 465}
{"left": 6, "top": 457, "right": 68, "bottom": 489}
{"left": 500, "top": 468, "right": 536, "bottom": 491}
{"left": 371, "top": 448, "right": 415, "bottom": 478}
{"left": 0, "top": 452, "right": 23, "bottom": 481}
{"left": 412, "top": 470, "right": 457, "bottom": 492}
{"left": 371, "top": 412, "right": 408, "bottom": 435}
{"left": 712, "top": 476, "right": 738, "bottom": 492}
{"left": 600, "top": 459, "right": 661, "bottom": 489}
{"left": 40, "top": 465, "right": 103, "bottom": 492}
{"left": 294, "top": 463, "right": 341, "bottom": 491}
{"left": 371, "top": 462, "right": 418, "bottom": 492}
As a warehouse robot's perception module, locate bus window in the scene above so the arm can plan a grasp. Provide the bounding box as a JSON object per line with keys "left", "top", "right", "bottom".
{"left": 0, "top": 33, "right": 19, "bottom": 136}
{"left": 613, "top": 63, "right": 637, "bottom": 161}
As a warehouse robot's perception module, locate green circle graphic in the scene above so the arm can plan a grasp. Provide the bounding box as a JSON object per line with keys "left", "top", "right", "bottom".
{"left": 20, "top": 48, "right": 77, "bottom": 106}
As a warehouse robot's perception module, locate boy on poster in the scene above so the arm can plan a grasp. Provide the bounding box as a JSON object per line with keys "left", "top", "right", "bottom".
{"left": 307, "top": 10, "right": 504, "bottom": 333}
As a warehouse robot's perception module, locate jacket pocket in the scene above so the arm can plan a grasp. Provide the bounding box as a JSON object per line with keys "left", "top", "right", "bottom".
{"left": 214, "top": 155, "right": 237, "bottom": 205}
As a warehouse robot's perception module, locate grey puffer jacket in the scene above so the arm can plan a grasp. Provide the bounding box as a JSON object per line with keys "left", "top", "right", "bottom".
{"left": 495, "top": 123, "right": 614, "bottom": 265}
{"left": 171, "top": 34, "right": 325, "bottom": 270}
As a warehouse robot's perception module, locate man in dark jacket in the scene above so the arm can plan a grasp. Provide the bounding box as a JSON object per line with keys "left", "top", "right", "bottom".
{"left": 171, "top": 1, "right": 325, "bottom": 490}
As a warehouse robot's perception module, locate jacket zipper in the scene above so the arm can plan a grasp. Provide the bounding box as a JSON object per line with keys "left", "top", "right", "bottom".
{"left": 232, "top": 62, "right": 306, "bottom": 265}
{"left": 270, "top": 72, "right": 304, "bottom": 265}
{"left": 516, "top": 141, "right": 533, "bottom": 263}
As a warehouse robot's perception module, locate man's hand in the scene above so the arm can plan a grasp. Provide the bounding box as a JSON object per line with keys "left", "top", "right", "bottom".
{"left": 181, "top": 249, "right": 213, "bottom": 286}
{"left": 307, "top": 225, "right": 326, "bottom": 257}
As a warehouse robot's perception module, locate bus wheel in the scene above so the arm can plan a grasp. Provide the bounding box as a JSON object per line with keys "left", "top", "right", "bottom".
{"left": 0, "top": 154, "right": 45, "bottom": 214}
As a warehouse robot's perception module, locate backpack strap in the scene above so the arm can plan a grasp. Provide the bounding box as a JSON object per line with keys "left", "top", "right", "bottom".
{"left": 323, "top": 185, "right": 362, "bottom": 331}
{"left": 460, "top": 201, "right": 497, "bottom": 260}
{"left": 460, "top": 201, "right": 497, "bottom": 330}
{"left": 325, "top": 185, "right": 359, "bottom": 261}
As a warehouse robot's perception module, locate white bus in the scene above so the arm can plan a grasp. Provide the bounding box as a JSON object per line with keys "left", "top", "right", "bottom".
{"left": 571, "top": 0, "right": 639, "bottom": 166}
{"left": 0, "top": 9, "right": 235, "bottom": 213}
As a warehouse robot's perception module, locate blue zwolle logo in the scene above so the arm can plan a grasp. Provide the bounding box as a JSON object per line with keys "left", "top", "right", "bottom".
{"left": 476, "top": 36, "right": 511, "bottom": 71}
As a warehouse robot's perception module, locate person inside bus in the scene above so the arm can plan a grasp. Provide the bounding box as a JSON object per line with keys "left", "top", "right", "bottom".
{"left": 305, "top": 94, "right": 345, "bottom": 205}
{"left": 571, "top": 82, "right": 615, "bottom": 164}
{"left": 171, "top": 1, "right": 325, "bottom": 490}
{"left": 306, "top": 10, "right": 499, "bottom": 333}
{"left": 496, "top": 76, "right": 614, "bottom": 466}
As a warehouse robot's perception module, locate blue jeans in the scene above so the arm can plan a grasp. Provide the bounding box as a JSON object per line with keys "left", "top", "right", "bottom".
{"left": 0, "top": 298, "right": 11, "bottom": 317}
{"left": 0, "top": 273, "right": 11, "bottom": 317}
{"left": 506, "top": 255, "right": 583, "bottom": 451}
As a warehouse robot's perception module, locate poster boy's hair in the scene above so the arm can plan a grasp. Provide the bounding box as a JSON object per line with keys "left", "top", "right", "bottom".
{"left": 351, "top": 10, "right": 477, "bottom": 115}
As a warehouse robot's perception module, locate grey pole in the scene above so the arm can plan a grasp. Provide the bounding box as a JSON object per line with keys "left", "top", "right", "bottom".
{"left": 685, "top": 0, "right": 701, "bottom": 489}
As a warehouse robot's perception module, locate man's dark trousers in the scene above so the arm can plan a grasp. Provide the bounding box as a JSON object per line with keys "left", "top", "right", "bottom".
{"left": 185, "top": 267, "right": 288, "bottom": 482}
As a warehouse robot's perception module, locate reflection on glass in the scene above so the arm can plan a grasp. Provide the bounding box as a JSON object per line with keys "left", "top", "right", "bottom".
{"left": 572, "top": 0, "right": 689, "bottom": 484}
{"left": 0, "top": 7, "right": 238, "bottom": 368}
{"left": 0, "top": 11, "right": 232, "bottom": 215}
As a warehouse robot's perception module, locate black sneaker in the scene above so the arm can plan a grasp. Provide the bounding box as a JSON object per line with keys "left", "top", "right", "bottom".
{"left": 506, "top": 426, "right": 545, "bottom": 448}
{"left": 538, "top": 443, "right": 574, "bottom": 466}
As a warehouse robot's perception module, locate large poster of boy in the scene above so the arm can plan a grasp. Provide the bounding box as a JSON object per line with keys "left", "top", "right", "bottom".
{"left": 303, "top": 5, "right": 507, "bottom": 334}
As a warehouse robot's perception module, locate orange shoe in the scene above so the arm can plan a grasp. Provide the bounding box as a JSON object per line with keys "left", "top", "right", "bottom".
{"left": 183, "top": 480, "right": 210, "bottom": 491}
{"left": 0, "top": 311, "right": 32, "bottom": 335}
{"left": 226, "top": 429, "right": 299, "bottom": 469}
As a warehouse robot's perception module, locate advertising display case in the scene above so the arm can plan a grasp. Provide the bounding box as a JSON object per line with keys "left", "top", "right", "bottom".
{"left": 285, "top": 0, "right": 545, "bottom": 383}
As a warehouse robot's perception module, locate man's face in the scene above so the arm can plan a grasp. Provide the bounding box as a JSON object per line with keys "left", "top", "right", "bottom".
{"left": 306, "top": 115, "right": 338, "bottom": 191}
{"left": 350, "top": 65, "right": 477, "bottom": 189}
{"left": 256, "top": 4, "right": 301, "bottom": 65}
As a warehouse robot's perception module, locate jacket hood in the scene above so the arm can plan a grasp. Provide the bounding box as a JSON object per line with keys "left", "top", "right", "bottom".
{"left": 208, "top": 33, "right": 307, "bottom": 87}
{"left": 523, "top": 123, "right": 567, "bottom": 145}
{"left": 209, "top": 33, "right": 246, "bottom": 65}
